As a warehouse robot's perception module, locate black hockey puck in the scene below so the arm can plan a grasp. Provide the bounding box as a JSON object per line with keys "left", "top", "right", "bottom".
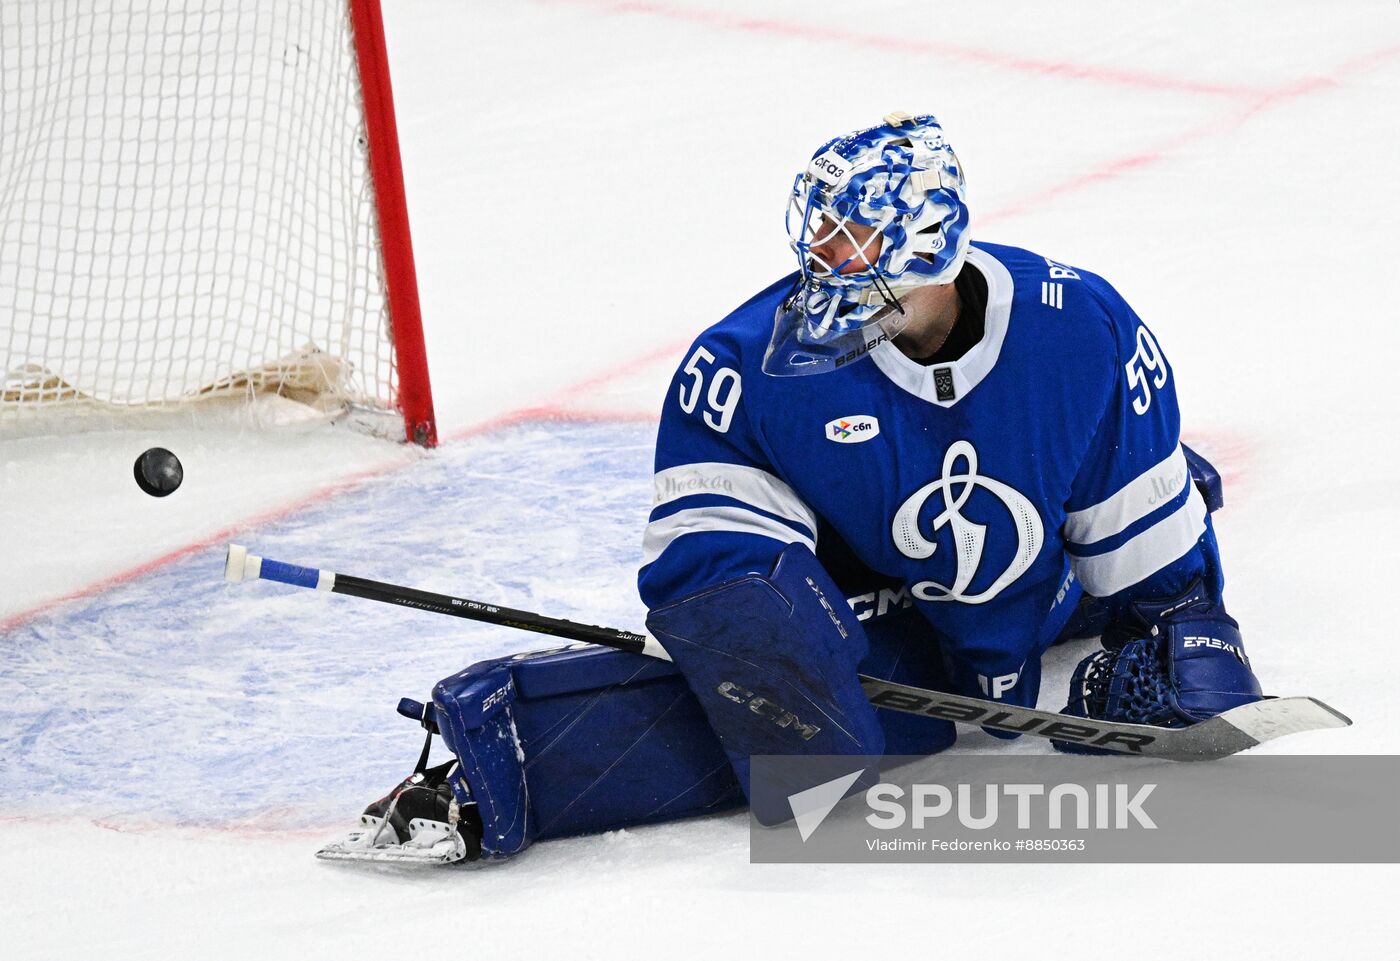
{"left": 134, "top": 447, "right": 184, "bottom": 497}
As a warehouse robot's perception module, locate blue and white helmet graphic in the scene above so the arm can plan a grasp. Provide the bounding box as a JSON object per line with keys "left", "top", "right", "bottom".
{"left": 764, "top": 112, "right": 970, "bottom": 376}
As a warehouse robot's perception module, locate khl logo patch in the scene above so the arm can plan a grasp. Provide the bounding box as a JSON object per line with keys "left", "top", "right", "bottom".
{"left": 892, "top": 439, "right": 1044, "bottom": 604}
{"left": 825, "top": 415, "right": 880, "bottom": 444}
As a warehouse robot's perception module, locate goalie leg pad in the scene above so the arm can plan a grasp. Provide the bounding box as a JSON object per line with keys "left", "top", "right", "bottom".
{"left": 1181, "top": 442, "right": 1224, "bottom": 513}
{"left": 413, "top": 543, "right": 971, "bottom": 857}
{"left": 426, "top": 621, "right": 954, "bottom": 859}
{"left": 430, "top": 664, "right": 534, "bottom": 859}
{"left": 429, "top": 645, "right": 744, "bottom": 859}
{"left": 645, "top": 543, "right": 885, "bottom": 824}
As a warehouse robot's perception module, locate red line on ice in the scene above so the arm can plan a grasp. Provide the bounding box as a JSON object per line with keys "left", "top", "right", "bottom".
{"left": 0, "top": 811, "right": 330, "bottom": 841}
{"left": 440, "top": 336, "right": 689, "bottom": 443}
{"left": 981, "top": 41, "right": 1400, "bottom": 225}
{"left": 0, "top": 455, "right": 413, "bottom": 636}
{"left": 5, "top": 35, "right": 1395, "bottom": 636}
{"left": 0, "top": 372, "right": 682, "bottom": 636}
{"left": 546, "top": 0, "right": 1264, "bottom": 98}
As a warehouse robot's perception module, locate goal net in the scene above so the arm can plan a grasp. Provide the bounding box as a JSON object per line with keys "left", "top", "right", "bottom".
{"left": 0, "top": 0, "right": 436, "bottom": 445}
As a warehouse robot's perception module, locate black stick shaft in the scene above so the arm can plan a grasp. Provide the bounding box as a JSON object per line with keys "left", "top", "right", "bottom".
{"left": 225, "top": 543, "right": 657, "bottom": 656}
{"left": 333, "top": 572, "right": 650, "bottom": 651}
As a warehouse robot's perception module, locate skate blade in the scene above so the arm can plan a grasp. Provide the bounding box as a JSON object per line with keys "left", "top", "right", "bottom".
{"left": 315, "top": 842, "right": 463, "bottom": 865}
{"left": 315, "top": 815, "right": 468, "bottom": 866}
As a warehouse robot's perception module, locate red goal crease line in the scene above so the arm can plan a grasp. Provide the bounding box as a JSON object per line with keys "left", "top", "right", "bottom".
{"left": 0, "top": 340, "right": 693, "bottom": 638}
{"left": 6, "top": 29, "right": 1394, "bottom": 637}
{"left": 0, "top": 356, "right": 1247, "bottom": 638}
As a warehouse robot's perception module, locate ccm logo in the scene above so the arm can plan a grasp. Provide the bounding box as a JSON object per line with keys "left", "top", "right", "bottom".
{"left": 826, "top": 415, "right": 880, "bottom": 444}
{"left": 716, "top": 681, "right": 822, "bottom": 740}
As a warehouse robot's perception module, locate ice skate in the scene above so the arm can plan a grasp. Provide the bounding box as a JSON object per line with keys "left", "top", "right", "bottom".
{"left": 316, "top": 761, "right": 481, "bottom": 866}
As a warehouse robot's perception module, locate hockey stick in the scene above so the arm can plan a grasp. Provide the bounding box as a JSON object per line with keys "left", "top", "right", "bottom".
{"left": 223, "top": 544, "right": 1351, "bottom": 761}
{"left": 223, "top": 543, "right": 671, "bottom": 659}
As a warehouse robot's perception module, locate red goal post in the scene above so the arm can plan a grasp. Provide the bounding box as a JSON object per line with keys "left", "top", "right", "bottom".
{"left": 1, "top": 0, "right": 438, "bottom": 447}
{"left": 348, "top": 0, "right": 435, "bottom": 447}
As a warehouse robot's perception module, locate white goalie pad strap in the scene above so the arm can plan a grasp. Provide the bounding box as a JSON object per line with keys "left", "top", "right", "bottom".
{"left": 1069, "top": 484, "right": 1208, "bottom": 597}
{"left": 1064, "top": 445, "right": 1190, "bottom": 547}
{"left": 641, "top": 505, "right": 816, "bottom": 568}
{"left": 652, "top": 463, "right": 818, "bottom": 534}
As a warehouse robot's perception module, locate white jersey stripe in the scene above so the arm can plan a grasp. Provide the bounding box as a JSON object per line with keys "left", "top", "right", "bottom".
{"left": 652, "top": 462, "right": 818, "bottom": 534}
{"left": 641, "top": 505, "right": 816, "bottom": 567}
{"left": 1064, "top": 445, "right": 1190, "bottom": 547}
{"left": 1069, "top": 484, "right": 1208, "bottom": 597}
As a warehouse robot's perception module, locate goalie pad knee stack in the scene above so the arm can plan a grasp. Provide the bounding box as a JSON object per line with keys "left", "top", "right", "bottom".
{"left": 645, "top": 543, "right": 885, "bottom": 824}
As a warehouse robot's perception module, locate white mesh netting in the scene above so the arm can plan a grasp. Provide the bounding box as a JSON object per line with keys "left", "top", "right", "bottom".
{"left": 0, "top": 0, "right": 398, "bottom": 426}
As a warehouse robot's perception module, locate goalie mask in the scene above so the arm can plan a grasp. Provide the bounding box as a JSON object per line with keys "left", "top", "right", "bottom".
{"left": 763, "top": 112, "right": 971, "bottom": 376}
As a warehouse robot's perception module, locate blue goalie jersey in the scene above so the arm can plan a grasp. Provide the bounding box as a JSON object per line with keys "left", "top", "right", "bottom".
{"left": 639, "top": 241, "right": 1214, "bottom": 706}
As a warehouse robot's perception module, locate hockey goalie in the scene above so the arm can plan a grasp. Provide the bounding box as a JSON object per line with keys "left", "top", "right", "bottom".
{"left": 321, "top": 112, "right": 1269, "bottom": 864}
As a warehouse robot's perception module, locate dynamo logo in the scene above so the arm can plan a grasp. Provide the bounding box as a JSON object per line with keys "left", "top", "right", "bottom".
{"left": 892, "top": 439, "right": 1043, "bottom": 604}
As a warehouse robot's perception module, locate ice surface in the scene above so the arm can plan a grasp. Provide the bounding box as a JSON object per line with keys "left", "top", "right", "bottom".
{"left": 4, "top": 0, "right": 1399, "bottom": 957}
{"left": 2, "top": 422, "right": 656, "bottom": 827}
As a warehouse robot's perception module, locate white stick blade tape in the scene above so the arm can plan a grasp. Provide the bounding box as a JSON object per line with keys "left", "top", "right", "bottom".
{"left": 1225, "top": 696, "right": 1352, "bottom": 743}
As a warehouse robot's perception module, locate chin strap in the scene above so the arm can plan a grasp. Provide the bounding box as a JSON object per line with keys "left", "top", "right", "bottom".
{"left": 852, "top": 274, "right": 949, "bottom": 307}
{"left": 867, "top": 265, "right": 906, "bottom": 316}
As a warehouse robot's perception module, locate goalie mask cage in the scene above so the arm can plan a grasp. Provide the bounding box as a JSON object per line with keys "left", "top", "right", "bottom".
{"left": 0, "top": 0, "right": 437, "bottom": 446}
